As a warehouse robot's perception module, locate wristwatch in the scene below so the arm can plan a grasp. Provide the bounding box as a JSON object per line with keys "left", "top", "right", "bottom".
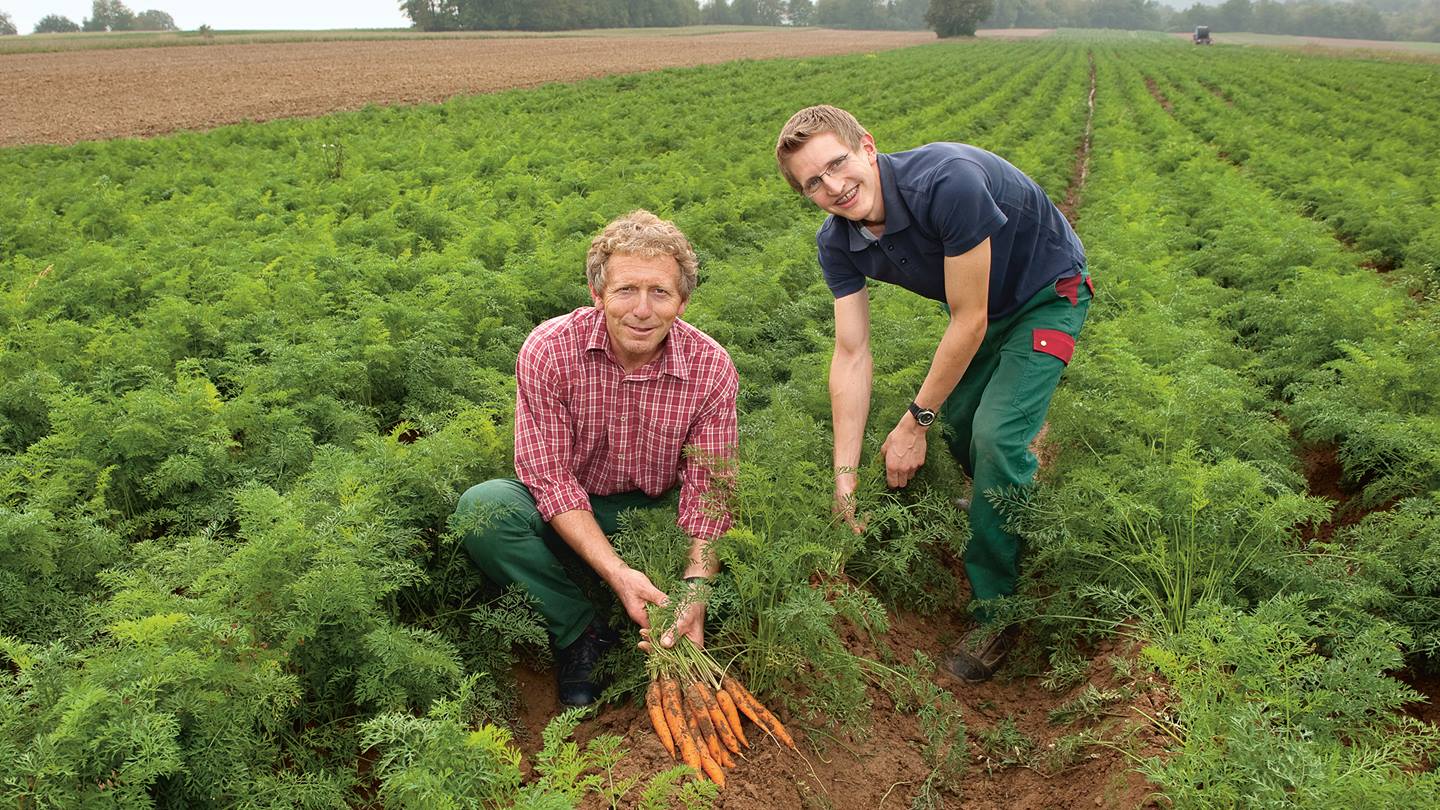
{"left": 908, "top": 401, "right": 936, "bottom": 427}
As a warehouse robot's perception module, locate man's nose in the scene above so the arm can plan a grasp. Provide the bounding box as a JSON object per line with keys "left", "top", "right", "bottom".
{"left": 633, "top": 291, "right": 654, "bottom": 317}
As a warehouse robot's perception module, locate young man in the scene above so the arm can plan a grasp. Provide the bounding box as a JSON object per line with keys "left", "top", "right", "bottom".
{"left": 775, "top": 105, "right": 1091, "bottom": 682}
{"left": 453, "top": 210, "right": 738, "bottom": 706}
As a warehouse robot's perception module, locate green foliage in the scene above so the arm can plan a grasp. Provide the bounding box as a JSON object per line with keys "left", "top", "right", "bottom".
{"left": 1012, "top": 444, "right": 1328, "bottom": 637}
{"left": 32, "top": 14, "right": 82, "bottom": 33}
{"left": 1280, "top": 494, "right": 1440, "bottom": 672}
{"left": 925, "top": 0, "right": 995, "bottom": 36}
{"left": 83, "top": 0, "right": 136, "bottom": 32}
{"left": 1141, "top": 597, "right": 1440, "bottom": 807}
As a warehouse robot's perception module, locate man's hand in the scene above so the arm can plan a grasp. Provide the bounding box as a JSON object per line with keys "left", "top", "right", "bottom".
{"left": 637, "top": 583, "right": 707, "bottom": 652}
{"left": 608, "top": 566, "right": 668, "bottom": 629}
{"left": 881, "top": 417, "right": 927, "bottom": 488}
{"left": 833, "top": 472, "right": 865, "bottom": 534}
{"left": 662, "top": 597, "right": 706, "bottom": 649}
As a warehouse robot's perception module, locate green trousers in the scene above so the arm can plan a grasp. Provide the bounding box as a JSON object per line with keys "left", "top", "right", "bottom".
{"left": 454, "top": 479, "right": 667, "bottom": 648}
{"left": 940, "top": 272, "right": 1091, "bottom": 623}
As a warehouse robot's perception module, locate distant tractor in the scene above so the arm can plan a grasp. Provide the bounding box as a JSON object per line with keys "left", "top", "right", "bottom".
{"left": 1193, "top": 25, "right": 1213, "bottom": 45}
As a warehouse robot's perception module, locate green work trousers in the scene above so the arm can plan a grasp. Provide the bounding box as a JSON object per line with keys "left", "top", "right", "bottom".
{"left": 941, "top": 271, "right": 1092, "bottom": 623}
{"left": 454, "top": 479, "right": 668, "bottom": 648}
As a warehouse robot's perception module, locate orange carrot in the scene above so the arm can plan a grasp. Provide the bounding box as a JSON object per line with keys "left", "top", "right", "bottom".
{"left": 661, "top": 675, "right": 703, "bottom": 773}
{"left": 722, "top": 674, "right": 796, "bottom": 750}
{"left": 684, "top": 686, "right": 723, "bottom": 762}
{"left": 694, "top": 680, "right": 741, "bottom": 755}
{"left": 714, "top": 686, "right": 750, "bottom": 748}
{"left": 696, "top": 743, "right": 727, "bottom": 788}
{"left": 646, "top": 678, "right": 675, "bottom": 759}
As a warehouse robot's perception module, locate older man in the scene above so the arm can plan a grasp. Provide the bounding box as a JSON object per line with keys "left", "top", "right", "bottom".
{"left": 454, "top": 210, "right": 738, "bottom": 706}
{"left": 775, "top": 105, "right": 1091, "bottom": 682}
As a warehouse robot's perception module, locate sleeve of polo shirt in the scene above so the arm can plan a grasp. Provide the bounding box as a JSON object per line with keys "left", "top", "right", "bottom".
{"left": 928, "top": 158, "right": 1008, "bottom": 257}
{"left": 513, "top": 330, "right": 592, "bottom": 522}
{"left": 819, "top": 232, "right": 866, "bottom": 299}
{"left": 676, "top": 357, "right": 739, "bottom": 541}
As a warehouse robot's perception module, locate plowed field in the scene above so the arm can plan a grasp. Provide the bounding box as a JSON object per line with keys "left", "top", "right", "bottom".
{"left": 0, "top": 29, "right": 937, "bottom": 147}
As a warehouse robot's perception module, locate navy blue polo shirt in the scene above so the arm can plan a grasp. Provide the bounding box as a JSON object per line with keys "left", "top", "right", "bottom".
{"left": 816, "top": 143, "right": 1085, "bottom": 320}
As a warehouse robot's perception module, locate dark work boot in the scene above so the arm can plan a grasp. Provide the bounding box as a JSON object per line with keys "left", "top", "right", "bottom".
{"left": 943, "top": 624, "right": 1019, "bottom": 684}
{"left": 554, "top": 622, "right": 619, "bottom": 707}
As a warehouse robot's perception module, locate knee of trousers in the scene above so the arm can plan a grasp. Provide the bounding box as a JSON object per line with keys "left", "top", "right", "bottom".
{"left": 968, "top": 419, "right": 1039, "bottom": 482}
{"left": 454, "top": 479, "right": 539, "bottom": 566}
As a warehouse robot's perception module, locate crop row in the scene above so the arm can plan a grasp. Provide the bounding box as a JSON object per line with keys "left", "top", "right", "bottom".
{"left": 1022, "top": 41, "right": 1440, "bottom": 803}
{"left": 1120, "top": 42, "right": 1440, "bottom": 292}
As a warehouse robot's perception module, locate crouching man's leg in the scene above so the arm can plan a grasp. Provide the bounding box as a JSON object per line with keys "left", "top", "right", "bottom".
{"left": 455, "top": 478, "right": 621, "bottom": 706}
{"left": 456, "top": 478, "right": 598, "bottom": 647}
{"left": 454, "top": 479, "right": 667, "bottom": 705}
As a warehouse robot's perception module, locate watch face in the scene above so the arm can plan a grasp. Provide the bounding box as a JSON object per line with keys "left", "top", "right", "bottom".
{"left": 917, "top": 410, "right": 936, "bottom": 426}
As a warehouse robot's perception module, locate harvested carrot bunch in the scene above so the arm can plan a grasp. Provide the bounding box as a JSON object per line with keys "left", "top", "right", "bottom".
{"left": 643, "top": 631, "right": 795, "bottom": 789}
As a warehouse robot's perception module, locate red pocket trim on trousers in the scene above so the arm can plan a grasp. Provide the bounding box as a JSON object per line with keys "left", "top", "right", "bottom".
{"left": 1055, "top": 273, "right": 1094, "bottom": 306}
{"left": 1033, "top": 329, "right": 1075, "bottom": 364}
{"left": 1055, "top": 274, "right": 1082, "bottom": 305}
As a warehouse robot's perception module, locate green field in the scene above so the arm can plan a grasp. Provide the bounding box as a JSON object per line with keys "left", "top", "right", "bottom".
{"left": 2, "top": 34, "right": 1439, "bottom": 807}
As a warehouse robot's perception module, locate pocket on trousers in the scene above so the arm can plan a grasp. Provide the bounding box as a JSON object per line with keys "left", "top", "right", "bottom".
{"left": 1032, "top": 329, "right": 1075, "bottom": 364}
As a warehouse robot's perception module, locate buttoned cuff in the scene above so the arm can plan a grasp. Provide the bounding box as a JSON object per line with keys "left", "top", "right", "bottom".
{"left": 532, "top": 482, "right": 592, "bottom": 523}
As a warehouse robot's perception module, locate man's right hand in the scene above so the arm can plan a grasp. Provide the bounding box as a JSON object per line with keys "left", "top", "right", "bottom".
{"left": 833, "top": 473, "right": 865, "bottom": 534}
{"left": 608, "top": 565, "right": 669, "bottom": 628}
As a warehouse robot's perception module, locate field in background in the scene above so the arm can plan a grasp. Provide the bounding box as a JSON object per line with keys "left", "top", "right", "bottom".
{"left": 0, "top": 28, "right": 935, "bottom": 146}
{"left": 1170, "top": 29, "right": 1440, "bottom": 57}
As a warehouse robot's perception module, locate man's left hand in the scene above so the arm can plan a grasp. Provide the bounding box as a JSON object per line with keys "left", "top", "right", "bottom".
{"left": 881, "top": 418, "right": 927, "bottom": 488}
{"left": 637, "top": 598, "right": 706, "bottom": 653}
{"left": 662, "top": 598, "right": 706, "bottom": 650}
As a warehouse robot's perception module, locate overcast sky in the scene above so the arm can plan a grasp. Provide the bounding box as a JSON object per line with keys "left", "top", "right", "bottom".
{"left": 5, "top": 1, "right": 411, "bottom": 34}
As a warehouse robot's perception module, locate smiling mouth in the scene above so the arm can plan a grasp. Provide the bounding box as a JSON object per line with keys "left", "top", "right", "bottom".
{"left": 835, "top": 186, "right": 858, "bottom": 207}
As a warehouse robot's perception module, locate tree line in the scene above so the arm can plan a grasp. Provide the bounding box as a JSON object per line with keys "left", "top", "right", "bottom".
{"left": 982, "top": 0, "right": 1438, "bottom": 42}
{"left": 21, "top": 1, "right": 176, "bottom": 33}
{"left": 397, "top": 1, "right": 948, "bottom": 30}
{"left": 397, "top": 0, "right": 1437, "bottom": 42}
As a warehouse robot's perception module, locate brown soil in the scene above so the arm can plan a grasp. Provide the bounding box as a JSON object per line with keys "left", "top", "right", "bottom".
{"left": 1143, "top": 77, "right": 1174, "bottom": 115}
{"left": 1060, "top": 52, "right": 1097, "bottom": 226}
{"left": 0, "top": 29, "right": 935, "bottom": 148}
{"left": 509, "top": 604, "right": 1165, "bottom": 809}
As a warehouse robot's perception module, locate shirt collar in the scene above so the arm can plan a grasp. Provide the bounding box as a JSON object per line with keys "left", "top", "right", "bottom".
{"left": 846, "top": 152, "right": 912, "bottom": 252}
{"left": 582, "top": 307, "right": 689, "bottom": 380}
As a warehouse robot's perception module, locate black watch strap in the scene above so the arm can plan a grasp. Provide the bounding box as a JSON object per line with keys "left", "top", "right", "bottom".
{"left": 908, "top": 401, "right": 936, "bottom": 427}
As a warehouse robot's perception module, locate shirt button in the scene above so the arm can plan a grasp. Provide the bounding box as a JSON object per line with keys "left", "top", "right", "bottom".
{"left": 900, "top": 258, "right": 908, "bottom": 264}
{"left": 1040, "top": 340, "right": 1048, "bottom": 347}
{"left": 886, "top": 244, "right": 894, "bottom": 251}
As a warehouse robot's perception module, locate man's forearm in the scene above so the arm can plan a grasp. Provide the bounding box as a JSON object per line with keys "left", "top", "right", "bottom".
{"left": 830, "top": 345, "right": 873, "bottom": 476}
{"left": 913, "top": 313, "right": 986, "bottom": 412}
{"left": 550, "top": 509, "right": 628, "bottom": 585}
{"left": 684, "top": 535, "right": 720, "bottom": 581}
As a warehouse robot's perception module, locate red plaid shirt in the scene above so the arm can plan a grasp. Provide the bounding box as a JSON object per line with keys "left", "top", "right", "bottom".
{"left": 514, "top": 307, "right": 738, "bottom": 541}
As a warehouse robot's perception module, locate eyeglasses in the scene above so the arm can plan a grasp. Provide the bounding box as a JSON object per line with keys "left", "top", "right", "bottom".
{"left": 802, "top": 153, "right": 850, "bottom": 197}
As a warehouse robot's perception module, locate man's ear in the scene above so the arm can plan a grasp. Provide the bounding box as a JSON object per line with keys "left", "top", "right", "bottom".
{"left": 589, "top": 285, "right": 603, "bottom": 307}
{"left": 860, "top": 132, "right": 878, "bottom": 161}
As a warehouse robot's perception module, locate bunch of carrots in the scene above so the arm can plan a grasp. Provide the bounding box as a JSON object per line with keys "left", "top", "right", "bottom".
{"left": 643, "top": 636, "right": 794, "bottom": 789}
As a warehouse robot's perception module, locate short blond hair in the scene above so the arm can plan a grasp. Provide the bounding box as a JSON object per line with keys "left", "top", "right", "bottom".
{"left": 775, "top": 105, "right": 871, "bottom": 193}
{"left": 585, "top": 210, "right": 699, "bottom": 299}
